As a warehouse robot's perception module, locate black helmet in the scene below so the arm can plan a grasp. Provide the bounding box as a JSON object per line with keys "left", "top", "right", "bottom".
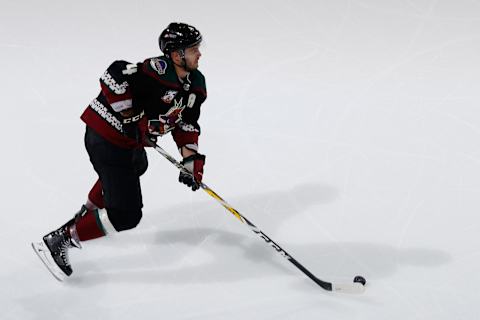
{"left": 159, "top": 22, "right": 202, "bottom": 57}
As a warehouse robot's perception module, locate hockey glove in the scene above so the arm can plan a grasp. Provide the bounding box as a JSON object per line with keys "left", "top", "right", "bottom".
{"left": 179, "top": 153, "right": 205, "bottom": 191}
{"left": 121, "top": 109, "right": 143, "bottom": 141}
{"left": 123, "top": 122, "right": 139, "bottom": 141}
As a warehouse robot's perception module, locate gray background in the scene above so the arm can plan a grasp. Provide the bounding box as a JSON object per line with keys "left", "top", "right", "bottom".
{"left": 1, "top": 0, "right": 479, "bottom": 319}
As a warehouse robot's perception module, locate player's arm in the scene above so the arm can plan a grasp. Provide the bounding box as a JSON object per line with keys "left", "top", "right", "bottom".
{"left": 100, "top": 61, "right": 135, "bottom": 112}
{"left": 100, "top": 61, "right": 144, "bottom": 137}
{"left": 172, "top": 106, "right": 205, "bottom": 191}
{"left": 180, "top": 146, "right": 196, "bottom": 158}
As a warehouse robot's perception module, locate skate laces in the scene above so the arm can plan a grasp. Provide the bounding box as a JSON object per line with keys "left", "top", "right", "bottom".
{"left": 49, "top": 229, "right": 73, "bottom": 267}
{"left": 59, "top": 246, "right": 70, "bottom": 267}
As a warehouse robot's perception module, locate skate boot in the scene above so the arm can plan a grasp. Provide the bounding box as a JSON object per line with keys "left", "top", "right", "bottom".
{"left": 32, "top": 206, "right": 85, "bottom": 281}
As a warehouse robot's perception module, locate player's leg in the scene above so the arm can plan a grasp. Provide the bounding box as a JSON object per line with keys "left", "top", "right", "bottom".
{"left": 33, "top": 127, "right": 148, "bottom": 280}
{"left": 86, "top": 178, "right": 104, "bottom": 210}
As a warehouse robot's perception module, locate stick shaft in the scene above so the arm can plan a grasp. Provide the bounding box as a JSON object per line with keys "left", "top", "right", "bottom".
{"left": 146, "top": 139, "right": 333, "bottom": 291}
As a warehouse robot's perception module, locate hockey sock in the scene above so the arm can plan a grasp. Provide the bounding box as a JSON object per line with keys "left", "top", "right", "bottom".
{"left": 75, "top": 209, "right": 107, "bottom": 241}
{"left": 86, "top": 179, "right": 105, "bottom": 210}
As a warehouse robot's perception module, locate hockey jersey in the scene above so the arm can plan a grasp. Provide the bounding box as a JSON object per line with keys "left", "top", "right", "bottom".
{"left": 81, "top": 56, "right": 207, "bottom": 151}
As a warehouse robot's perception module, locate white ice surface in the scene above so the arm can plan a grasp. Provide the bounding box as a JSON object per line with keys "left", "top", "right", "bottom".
{"left": 1, "top": 0, "right": 480, "bottom": 319}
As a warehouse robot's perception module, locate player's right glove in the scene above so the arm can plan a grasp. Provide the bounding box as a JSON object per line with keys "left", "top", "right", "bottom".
{"left": 179, "top": 153, "right": 205, "bottom": 191}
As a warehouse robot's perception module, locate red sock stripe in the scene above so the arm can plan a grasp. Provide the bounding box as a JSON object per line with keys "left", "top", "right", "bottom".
{"left": 88, "top": 179, "right": 105, "bottom": 209}
{"left": 76, "top": 210, "right": 105, "bottom": 241}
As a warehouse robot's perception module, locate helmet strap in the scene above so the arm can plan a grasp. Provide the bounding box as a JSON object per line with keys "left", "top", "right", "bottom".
{"left": 171, "top": 49, "right": 184, "bottom": 67}
{"left": 180, "top": 49, "right": 188, "bottom": 69}
{"left": 173, "top": 48, "right": 195, "bottom": 72}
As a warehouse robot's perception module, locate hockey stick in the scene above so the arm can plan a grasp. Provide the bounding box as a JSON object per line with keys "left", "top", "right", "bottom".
{"left": 145, "top": 138, "right": 366, "bottom": 294}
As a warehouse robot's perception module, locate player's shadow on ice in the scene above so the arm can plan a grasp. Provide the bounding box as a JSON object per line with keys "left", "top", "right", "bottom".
{"left": 69, "top": 183, "right": 451, "bottom": 289}
{"left": 71, "top": 232, "right": 451, "bottom": 291}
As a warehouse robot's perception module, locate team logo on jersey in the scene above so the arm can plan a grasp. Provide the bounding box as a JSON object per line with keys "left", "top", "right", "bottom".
{"left": 148, "top": 98, "right": 185, "bottom": 136}
{"left": 187, "top": 93, "right": 196, "bottom": 108}
{"left": 150, "top": 58, "right": 168, "bottom": 75}
{"left": 162, "top": 98, "right": 185, "bottom": 125}
{"left": 161, "top": 90, "right": 177, "bottom": 103}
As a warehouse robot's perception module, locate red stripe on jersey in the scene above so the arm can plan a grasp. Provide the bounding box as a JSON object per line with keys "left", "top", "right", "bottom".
{"left": 191, "top": 87, "right": 207, "bottom": 97}
{"left": 100, "top": 82, "right": 132, "bottom": 104}
{"left": 142, "top": 66, "right": 182, "bottom": 89}
{"left": 141, "top": 62, "right": 207, "bottom": 97}
{"left": 80, "top": 107, "right": 141, "bottom": 149}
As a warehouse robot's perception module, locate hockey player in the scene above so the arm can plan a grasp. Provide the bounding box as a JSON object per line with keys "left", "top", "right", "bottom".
{"left": 32, "top": 22, "right": 207, "bottom": 281}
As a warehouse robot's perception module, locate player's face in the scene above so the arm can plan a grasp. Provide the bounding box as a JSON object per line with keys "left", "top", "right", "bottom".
{"left": 184, "top": 44, "right": 202, "bottom": 70}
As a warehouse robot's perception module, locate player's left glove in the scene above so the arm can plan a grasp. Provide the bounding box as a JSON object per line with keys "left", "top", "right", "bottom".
{"left": 179, "top": 153, "right": 205, "bottom": 191}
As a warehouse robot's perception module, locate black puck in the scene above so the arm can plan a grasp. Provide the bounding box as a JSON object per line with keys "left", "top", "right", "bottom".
{"left": 353, "top": 275, "right": 366, "bottom": 286}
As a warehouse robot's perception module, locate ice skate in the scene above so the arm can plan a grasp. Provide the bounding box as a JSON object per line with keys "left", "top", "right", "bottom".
{"left": 32, "top": 207, "right": 84, "bottom": 281}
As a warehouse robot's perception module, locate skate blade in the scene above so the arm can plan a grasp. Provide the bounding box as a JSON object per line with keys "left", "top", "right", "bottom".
{"left": 31, "top": 242, "right": 67, "bottom": 282}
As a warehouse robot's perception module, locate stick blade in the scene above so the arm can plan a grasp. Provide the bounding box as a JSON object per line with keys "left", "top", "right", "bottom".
{"left": 332, "top": 282, "right": 366, "bottom": 294}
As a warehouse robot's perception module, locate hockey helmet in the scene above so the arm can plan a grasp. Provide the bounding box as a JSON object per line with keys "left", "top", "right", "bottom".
{"left": 159, "top": 23, "right": 202, "bottom": 57}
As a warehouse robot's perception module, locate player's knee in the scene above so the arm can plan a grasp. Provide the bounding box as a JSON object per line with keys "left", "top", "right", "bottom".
{"left": 107, "top": 208, "right": 143, "bottom": 232}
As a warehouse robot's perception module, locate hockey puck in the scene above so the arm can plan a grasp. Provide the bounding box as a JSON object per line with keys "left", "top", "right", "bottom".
{"left": 353, "top": 275, "right": 366, "bottom": 286}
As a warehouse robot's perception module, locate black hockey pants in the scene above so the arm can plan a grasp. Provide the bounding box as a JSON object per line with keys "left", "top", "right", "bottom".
{"left": 84, "top": 126, "right": 148, "bottom": 231}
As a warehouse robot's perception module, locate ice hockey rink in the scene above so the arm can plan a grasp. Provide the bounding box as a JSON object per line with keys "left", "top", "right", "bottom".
{"left": 1, "top": 0, "right": 479, "bottom": 319}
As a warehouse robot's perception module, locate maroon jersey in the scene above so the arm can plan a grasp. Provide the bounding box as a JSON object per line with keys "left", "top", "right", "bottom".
{"left": 81, "top": 57, "right": 207, "bottom": 151}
